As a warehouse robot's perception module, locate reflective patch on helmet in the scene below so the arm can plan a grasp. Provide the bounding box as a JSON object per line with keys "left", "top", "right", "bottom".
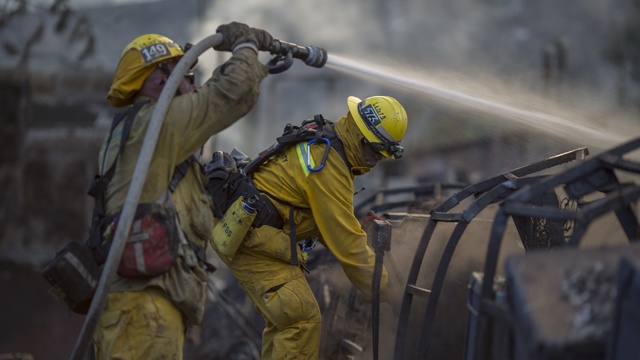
{"left": 358, "top": 103, "right": 394, "bottom": 143}
{"left": 359, "top": 104, "right": 382, "bottom": 127}
{"left": 139, "top": 43, "right": 173, "bottom": 64}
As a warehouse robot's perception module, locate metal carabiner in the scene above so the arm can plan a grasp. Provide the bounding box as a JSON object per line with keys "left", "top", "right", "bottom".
{"left": 299, "top": 237, "right": 318, "bottom": 252}
{"left": 306, "top": 138, "right": 331, "bottom": 172}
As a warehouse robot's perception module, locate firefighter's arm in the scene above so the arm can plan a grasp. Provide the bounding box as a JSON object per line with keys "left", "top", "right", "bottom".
{"left": 305, "top": 151, "right": 389, "bottom": 299}
{"left": 163, "top": 48, "right": 268, "bottom": 160}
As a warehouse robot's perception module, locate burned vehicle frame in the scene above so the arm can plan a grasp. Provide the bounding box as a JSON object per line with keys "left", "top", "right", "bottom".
{"left": 391, "top": 137, "right": 640, "bottom": 360}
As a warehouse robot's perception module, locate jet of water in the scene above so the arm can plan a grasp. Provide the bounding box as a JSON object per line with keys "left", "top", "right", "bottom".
{"left": 326, "top": 54, "right": 635, "bottom": 151}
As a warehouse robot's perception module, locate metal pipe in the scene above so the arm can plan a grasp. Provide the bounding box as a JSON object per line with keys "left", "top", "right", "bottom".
{"left": 68, "top": 33, "right": 223, "bottom": 360}
{"left": 363, "top": 219, "right": 392, "bottom": 360}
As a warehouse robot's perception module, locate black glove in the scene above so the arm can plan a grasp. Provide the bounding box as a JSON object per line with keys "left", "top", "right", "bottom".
{"left": 214, "top": 22, "right": 258, "bottom": 52}
{"left": 251, "top": 27, "right": 274, "bottom": 52}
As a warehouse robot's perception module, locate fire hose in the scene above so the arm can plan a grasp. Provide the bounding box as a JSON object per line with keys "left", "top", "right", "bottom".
{"left": 69, "top": 34, "right": 327, "bottom": 360}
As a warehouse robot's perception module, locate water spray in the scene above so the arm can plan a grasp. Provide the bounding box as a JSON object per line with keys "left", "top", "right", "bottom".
{"left": 266, "top": 39, "right": 328, "bottom": 74}
{"left": 326, "top": 54, "right": 632, "bottom": 150}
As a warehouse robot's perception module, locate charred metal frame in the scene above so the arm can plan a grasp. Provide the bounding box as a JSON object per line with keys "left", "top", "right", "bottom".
{"left": 393, "top": 147, "right": 590, "bottom": 360}
{"left": 472, "top": 138, "right": 640, "bottom": 360}
{"left": 354, "top": 183, "right": 467, "bottom": 219}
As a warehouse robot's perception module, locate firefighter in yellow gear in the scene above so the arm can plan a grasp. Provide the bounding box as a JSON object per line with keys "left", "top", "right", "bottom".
{"left": 217, "top": 95, "right": 408, "bottom": 359}
{"left": 92, "top": 22, "right": 271, "bottom": 359}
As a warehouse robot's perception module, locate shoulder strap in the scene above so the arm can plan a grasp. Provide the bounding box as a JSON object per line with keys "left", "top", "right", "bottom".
{"left": 318, "top": 120, "right": 350, "bottom": 171}
{"left": 96, "top": 100, "right": 149, "bottom": 183}
{"left": 169, "top": 156, "right": 197, "bottom": 193}
{"left": 86, "top": 101, "right": 148, "bottom": 249}
{"left": 86, "top": 101, "right": 195, "bottom": 248}
{"left": 91, "top": 100, "right": 195, "bottom": 199}
{"left": 243, "top": 114, "right": 351, "bottom": 175}
{"left": 88, "top": 100, "right": 148, "bottom": 202}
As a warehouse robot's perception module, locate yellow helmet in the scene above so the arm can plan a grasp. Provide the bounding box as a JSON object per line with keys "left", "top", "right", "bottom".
{"left": 107, "top": 34, "right": 185, "bottom": 107}
{"left": 347, "top": 95, "right": 408, "bottom": 158}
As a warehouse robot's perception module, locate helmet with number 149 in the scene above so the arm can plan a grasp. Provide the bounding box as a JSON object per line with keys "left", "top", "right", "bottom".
{"left": 107, "top": 34, "right": 186, "bottom": 107}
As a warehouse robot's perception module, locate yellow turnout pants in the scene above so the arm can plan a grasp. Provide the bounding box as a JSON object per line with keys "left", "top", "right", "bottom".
{"left": 245, "top": 276, "right": 323, "bottom": 359}
{"left": 220, "top": 225, "right": 323, "bottom": 359}
{"left": 92, "top": 287, "right": 185, "bottom": 360}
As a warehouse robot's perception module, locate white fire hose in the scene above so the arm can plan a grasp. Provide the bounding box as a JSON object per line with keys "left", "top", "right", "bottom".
{"left": 69, "top": 34, "right": 223, "bottom": 360}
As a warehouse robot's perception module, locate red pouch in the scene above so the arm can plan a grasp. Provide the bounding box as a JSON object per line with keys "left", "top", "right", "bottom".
{"left": 109, "top": 203, "right": 179, "bottom": 277}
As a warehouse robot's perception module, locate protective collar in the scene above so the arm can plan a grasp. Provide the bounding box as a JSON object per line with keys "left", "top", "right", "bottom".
{"left": 334, "top": 113, "right": 372, "bottom": 176}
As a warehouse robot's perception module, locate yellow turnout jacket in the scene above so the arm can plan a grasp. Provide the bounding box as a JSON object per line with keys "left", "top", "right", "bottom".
{"left": 232, "top": 113, "right": 389, "bottom": 300}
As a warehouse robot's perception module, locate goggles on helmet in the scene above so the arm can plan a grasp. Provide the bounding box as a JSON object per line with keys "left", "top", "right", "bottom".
{"left": 363, "top": 138, "right": 404, "bottom": 159}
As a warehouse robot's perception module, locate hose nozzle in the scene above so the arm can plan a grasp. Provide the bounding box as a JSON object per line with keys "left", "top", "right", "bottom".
{"left": 267, "top": 39, "right": 327, "bottom": 74}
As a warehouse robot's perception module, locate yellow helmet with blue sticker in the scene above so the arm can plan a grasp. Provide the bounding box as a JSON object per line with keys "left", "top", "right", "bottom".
{"left": 347, "top": 95, "right": 408, "bottom": 158}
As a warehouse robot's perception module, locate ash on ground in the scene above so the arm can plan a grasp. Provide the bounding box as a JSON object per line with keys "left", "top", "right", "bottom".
{"left": 560, "top": 261, "right": 617, "bottom": 341}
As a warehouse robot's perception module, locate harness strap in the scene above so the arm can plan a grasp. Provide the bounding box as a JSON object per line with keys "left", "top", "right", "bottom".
{"left": 102, "top": 100, "right": 150, "bottom": 177}
{"left": 289, "top": 206, "right": 298, "bottom": 266}
{"left": 190, "top": 241, "right": 217, "bottom": 272}
{"left": 165, "top": 183, "right": 216, "bottom": 273}
{"left": 87, "top": 101, "right": 149, "bottom": 249}
{"left": 86, "top": 101, "right": 208, "bottom": 272}
{"left": 259, "top": 115, "right": 351, "bottom": 266}
{"left": 169, "top": 156, "right": 197, "bottom": 192}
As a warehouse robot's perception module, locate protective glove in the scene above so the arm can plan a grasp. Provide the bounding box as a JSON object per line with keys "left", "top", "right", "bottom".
{"left": 214, "top": 21, "right": 258, "bottom": 53}
{"left": 251, "top": 27, "right": 274, "bottom": 51}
